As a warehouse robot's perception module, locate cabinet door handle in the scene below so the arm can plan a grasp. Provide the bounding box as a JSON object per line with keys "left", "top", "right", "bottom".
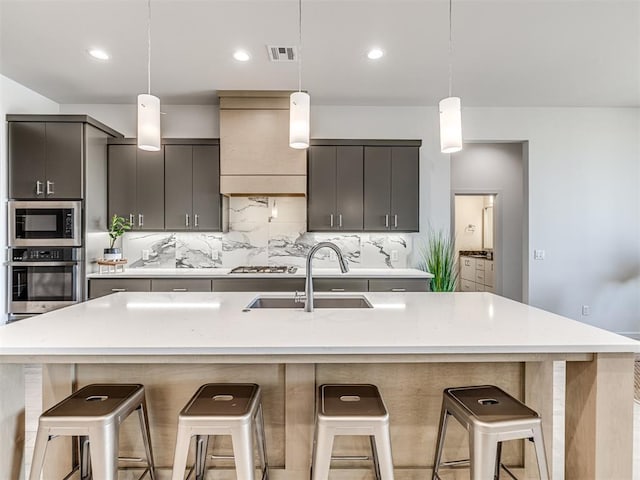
{"left": 129, "top": 214, "right": 135, "bottom": 227}
{"left": 111, "top": 288, "right": 126, "bottom": 292}
{"left": 384, "top": 214, "right": 389, "bottom": 228}
{"left": 35, "top": 181, "right": 44, "bottom": 196}
{"left": 172, "top": 288, "right": 188, "bottom": 292}
{"left": 185, "top": 214, "right": 190, "bottom": 228}
{"left": 46, "top": 181, "right": 55, "bottom": 196}
{"left": 138, "top": 214, "right": 144, "bottom": 227}
{"left": 338, "top": 214, "right": 343, "bottom": 228}
{"left": 194, "top": 214, "right": 199, "bottom": 228}
{"left": 391, "top": 288, "right": 406, "bottom": 292}
{"left": 331, "top": 288, "right": 345, "bottom": 292}
{"left": 330, "top": 214, "right": 334, "bottom": 227}
{"left": 393, "top": 214, "right": 398, "bottom": 228}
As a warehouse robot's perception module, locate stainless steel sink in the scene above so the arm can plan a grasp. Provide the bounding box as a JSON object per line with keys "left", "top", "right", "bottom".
{"left": 246, "top": 295, "right": 373, "bottom": 309}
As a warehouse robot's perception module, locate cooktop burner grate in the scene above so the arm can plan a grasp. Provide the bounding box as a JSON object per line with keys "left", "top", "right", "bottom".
{"left": 230, "top": 266, "right": 297, "bottom": 274}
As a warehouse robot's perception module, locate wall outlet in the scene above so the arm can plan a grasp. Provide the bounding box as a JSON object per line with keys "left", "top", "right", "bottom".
{"left": 582, "top": 305, "right": 591, "bottom": 316}
{"left": 329, "top": 250, "right": 337, "bottom": 261}
{"left": 534, "top": 249, "right": 545, "bottom": 260}
{"left": 142, "top": 249, "right": 150, "bottom": 261}
{"left": 212, "top": 250, "right": 219, "bottom": 260}
{"left": 391, "top": 250, "right": 399, "bottom": 262}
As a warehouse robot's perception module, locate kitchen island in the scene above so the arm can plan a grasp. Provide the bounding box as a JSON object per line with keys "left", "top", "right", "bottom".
{"left": 1, "top": 291, "right": 638, "bottom": 479}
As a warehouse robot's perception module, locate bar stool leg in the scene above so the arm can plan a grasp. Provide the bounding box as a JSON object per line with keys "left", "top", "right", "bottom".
{"left": 79, "top": 435, "right": 91, "bottom": 480}
{"left": 171, "top": 424, "right": 192, "bottom": 480}
{"left": 470, "top": 429, "right": 498, "bottom": 480}
{"left": 373, "top": 424, "right": 394, "bottom": 480}
{"left": 255, "top": 404, "right": 269, "bottom": 479}
{"left": 431, "top": 405, "right": 449, "bottom": 480}
{"left": 88, "top": 425, "right": 119, "bottom": 480}
{"left": 494, "top": 441, "right": 502, "bottom": 480}
{"left": 137, "top": 402, "right": 157, "bottom": 480}
{"left": 311, "top": 423, "right": 334, "bottom": 480}
{"left": 194, "top": 435, "right": 210, "bottom": 480}
{"left": 231, "top": 422, "right": 256, "bottom": 480}
{"left": 369, "top": 436, "right": 382, "bottom": 480}
{"left": 28, "top": 428, "right": 49, "bottom": 480}
{"left": 532, "top": 425, "right": 550, "bottom": 480}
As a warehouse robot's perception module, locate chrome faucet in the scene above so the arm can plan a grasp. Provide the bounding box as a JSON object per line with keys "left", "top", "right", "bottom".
{"left": 303, "top": 242, "right": 349, "bottom": 312}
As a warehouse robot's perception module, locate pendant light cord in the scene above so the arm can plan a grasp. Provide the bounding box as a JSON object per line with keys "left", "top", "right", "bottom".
{"left": 147, "top": 0, "right": 152, "bottom": 95}
{"left": 297, "top": 0, "right": 302, "bottom": 92}
{"left": 448, "top": 0, "right": 453, "bottom": 97}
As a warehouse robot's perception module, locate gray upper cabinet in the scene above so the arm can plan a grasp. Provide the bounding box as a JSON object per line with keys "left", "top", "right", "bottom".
{"left": 9, "top": 122, "right": 83, "bottom": 199}
{"left": 364, "top": 146, "right": 419, "bottom": 232}
{"left": 165, "top": 144, "right": 221, "bottom": 231}
{"left": 308, "top": 145, "right": 363, "bottom": 231}
{"left": 108, "top": 144, "right": 164, "bottom": 230}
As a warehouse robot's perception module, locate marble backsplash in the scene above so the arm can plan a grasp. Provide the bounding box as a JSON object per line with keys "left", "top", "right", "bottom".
{"left": 122, "top": 197, "right": 413, "bottom": 269}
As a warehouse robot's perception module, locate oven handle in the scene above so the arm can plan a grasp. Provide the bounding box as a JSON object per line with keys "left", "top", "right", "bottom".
{"left": 9, "top": 261, "right": 80, "bottom": 267}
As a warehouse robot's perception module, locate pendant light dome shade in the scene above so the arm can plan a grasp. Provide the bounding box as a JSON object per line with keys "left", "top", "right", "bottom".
{"left": 289, "top": 91, "right": 310, "bottom": 149}
{"left": 439, "top": 96, "right": 462, "bottom": 153}
{"left": 137, "top": 93, "right": 161, "bottom": 151}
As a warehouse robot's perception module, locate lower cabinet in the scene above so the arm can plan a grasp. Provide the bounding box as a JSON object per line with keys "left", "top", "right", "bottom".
{"left": 151, "top": 279, "right": 212, "bottom": 292}
{"left": 89, "top": 279, "right": 151, "bottom": 299}
{"left": 313, "top": 279, "right": 368, "bottom": 292}
{"left": 212, "top": 278, "right": 305, "bottom": 292}
{"left": 89, "top": 276, "right": 430, "bottom": 298}
{"left": 459, "top": 257, "right": 495, "bottom": 293}
{"left": 369, "top": 279, "right": 430, "bottom": 292}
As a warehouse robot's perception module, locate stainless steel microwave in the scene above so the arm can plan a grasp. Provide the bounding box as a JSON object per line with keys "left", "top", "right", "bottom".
{"left": 8, "top": 201, "right": 82, "bottom": 247}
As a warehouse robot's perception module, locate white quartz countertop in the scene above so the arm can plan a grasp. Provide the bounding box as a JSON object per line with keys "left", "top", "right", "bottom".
{"left": 1, "top": 292, "right": 638, "bottom": 360}
{"left": 87, "top": 268, "right": 433, "bottom": 279}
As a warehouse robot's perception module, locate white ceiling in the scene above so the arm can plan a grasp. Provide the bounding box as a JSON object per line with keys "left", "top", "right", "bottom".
{"left": 1, "top": 0, "right": 639, "bottom": 107}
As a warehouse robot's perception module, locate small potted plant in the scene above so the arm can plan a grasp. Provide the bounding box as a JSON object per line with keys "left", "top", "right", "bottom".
{"left": 104, "top": 214, "right": 132, "bottom": 260}
{"left": 417, "top": 228, "right": 458, "bottom": 292}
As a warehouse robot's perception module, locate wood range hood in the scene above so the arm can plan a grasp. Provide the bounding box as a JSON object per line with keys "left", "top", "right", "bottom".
{"left": 218, "top": 90, "right": 306, "bottom": 196}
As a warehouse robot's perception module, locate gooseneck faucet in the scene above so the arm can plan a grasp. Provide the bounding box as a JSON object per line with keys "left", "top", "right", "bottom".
{"left": 304, "top": 242, "right": 349, "bottom": 312}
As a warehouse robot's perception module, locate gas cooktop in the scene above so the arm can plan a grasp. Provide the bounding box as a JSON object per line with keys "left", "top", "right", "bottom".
{"left": 230, "top": 266, "right": 298, "bottom": 274}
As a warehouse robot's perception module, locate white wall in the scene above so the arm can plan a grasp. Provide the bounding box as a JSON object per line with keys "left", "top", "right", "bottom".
{"left": 53, "top": 102, "right": 640, "bottom": 334}
{"left": 60, "top": 104, "right": 219, "bottom": 138}
{"left": 0, "top": 75, "right": 59, "bottom": 324}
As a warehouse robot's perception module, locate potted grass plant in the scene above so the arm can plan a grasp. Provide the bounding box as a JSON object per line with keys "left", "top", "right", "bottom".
{"left": 104, "top": 214, "right": 132, "bottom": 260}
{"left": 417, "top": 229, "right": 458, "bottom": 292}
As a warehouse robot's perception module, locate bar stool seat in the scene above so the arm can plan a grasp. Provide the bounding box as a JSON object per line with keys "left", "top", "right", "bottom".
{"left": 432, "top": 385, "right": 549, "bottom": 480}
{"left": 29, "top": 383, "right": 156, "bottom": 480}
{"left": 171, "top": 383, "right": 268, "bottom": 480}
{"left": 311, "top": 384, "right": 394, "bottom": 480}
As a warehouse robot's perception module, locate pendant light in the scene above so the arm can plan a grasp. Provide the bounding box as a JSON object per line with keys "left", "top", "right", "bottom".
{"left": 439, "top": 0, "right": 462, "bottom": 153}
{"left": 138, "top": 0, "right": 161, "bottom": 152}
{"left": 289, "top": 0, "right": 310, "bottom": 149}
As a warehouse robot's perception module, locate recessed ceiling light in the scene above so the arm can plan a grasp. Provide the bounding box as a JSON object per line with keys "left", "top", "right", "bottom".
{"left": 88, "top": 48, "right": 110, "bottom": 61}
{"left": 233, "top": 50, "right": 251, "bottom": 62}
{"left": 367, "top": 48, "right": 384, "bottom": 60}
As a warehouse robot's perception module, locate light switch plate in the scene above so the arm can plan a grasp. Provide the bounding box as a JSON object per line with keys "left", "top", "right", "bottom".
{"left": 534, "top": 249, "right": 545, "bottom": 260}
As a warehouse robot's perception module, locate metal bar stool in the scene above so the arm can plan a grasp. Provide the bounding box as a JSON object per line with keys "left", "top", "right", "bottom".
{"left": 171, "top": 383, "right": 268, "bottom": 480}
{"left": 29, "top": 383, "right": 156, "bottom": 480}
{"left": 311, "top": 384, "right": 394, "bottom": 480}
{"left": 432, "top": 385, "right": 549, "bottom": 480}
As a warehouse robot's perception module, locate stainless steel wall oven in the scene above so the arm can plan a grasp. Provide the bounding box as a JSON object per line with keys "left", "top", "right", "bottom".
{"left": 8, "top": 247, "right": 82, "bottom": 317}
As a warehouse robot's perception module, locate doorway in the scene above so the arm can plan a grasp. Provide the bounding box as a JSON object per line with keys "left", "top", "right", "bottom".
{"left": 450, "top": 142, "right": 527, "bottom": 302}
{"left": 454, "top": 194, "right": 498, "bottom": 294}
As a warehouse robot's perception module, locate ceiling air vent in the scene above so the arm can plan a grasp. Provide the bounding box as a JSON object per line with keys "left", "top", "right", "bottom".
{"left": 267, "top": 45, "right": 297, "bottom": 62}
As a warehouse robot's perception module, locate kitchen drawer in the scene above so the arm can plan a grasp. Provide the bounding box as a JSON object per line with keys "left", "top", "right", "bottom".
{"left": 475, "top": 271, "right": 485, "bottom": 283}
{"left": 475, "top": 259, "right": 485, "bottom": 271}
{"left": 460, "top": 279, "right": 475, "bottom": 292}
{"left": 313, "top": 278, "right": 368, "bottom": 292}
{"left": 89, "top": 279, "right": 151, "bottom": 299}
{"left": 212, "top": 278, "right": 305, "bottom": 292}
{"left": 368, "top": 278, "right": 429, "bottom": 292}
{"left": 151, "top": 279, "right": 212, "bottom": 292}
